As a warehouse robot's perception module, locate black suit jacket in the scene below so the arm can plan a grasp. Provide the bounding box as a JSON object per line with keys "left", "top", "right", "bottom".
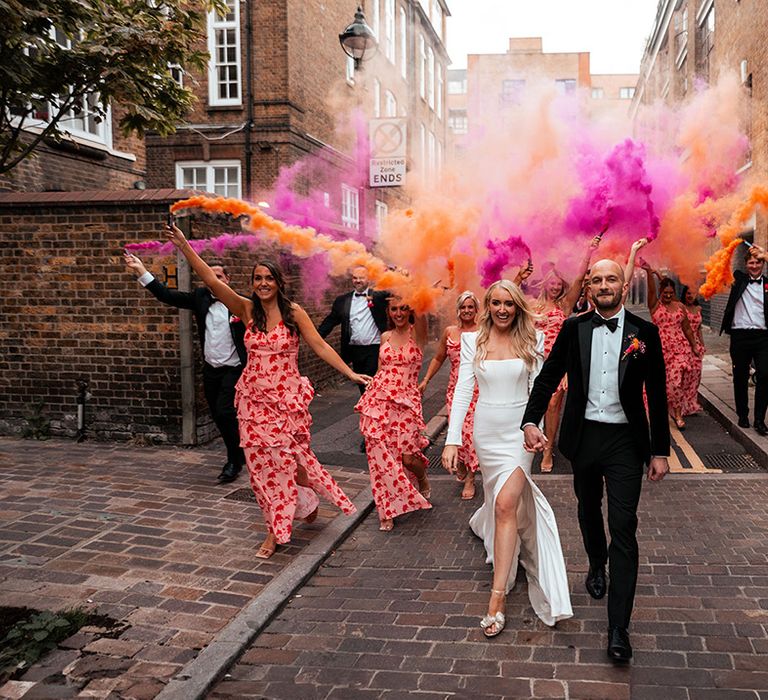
{"left": 145, "top": 278, "right": 247, "bottom": 366}
{"left": 521, "top": 310, "right": 670, "bottom": 464}
{"left": 318, "top": 290, "right": 389, "bottom": 362}
{"left": 719, "top": 270, "right": 768, "bottom": 335}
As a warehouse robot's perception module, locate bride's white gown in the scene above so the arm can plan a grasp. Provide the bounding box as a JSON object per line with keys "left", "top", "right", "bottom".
{"left": 446, "top": 331, "right": 572, "bottom": 626}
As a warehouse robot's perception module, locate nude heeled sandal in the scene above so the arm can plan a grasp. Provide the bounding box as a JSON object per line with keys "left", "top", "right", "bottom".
{"left": 480, "top": 589, "right": 507, "bottom": 638}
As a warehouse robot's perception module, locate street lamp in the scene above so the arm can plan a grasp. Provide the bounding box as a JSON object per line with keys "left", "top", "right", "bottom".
{"left": 339, "top": 5, "right": 378, "bottom": 70}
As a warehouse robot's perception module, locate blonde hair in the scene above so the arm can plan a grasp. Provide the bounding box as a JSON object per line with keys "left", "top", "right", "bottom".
{"left": 475, "top": 280, "right": 540, "bottom": 369}
{"left": 536, "top": 271, "right": 568, "bottom": 309}
{"left": 455, "top": 290, "right": 480, "bottom": 319}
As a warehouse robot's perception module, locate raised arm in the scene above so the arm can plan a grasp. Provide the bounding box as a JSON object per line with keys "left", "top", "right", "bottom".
{"left": 513, "top": 259, "right": 534, "bottom": 287}
{"left": 624, "top": 237, "right": 648, "bottom": 284}
{"left": 164, "top": 224, "right": 251, "bottom": 319}
{"left": 293, "top": 305, "right": 370, "bottom": 386}
{"left": 418, "top": 326, "right": 449, "bottom": 394}
{"left": 124, "top": 251, "right": 197, "bottom": 309}
{"left": 641, "top": 263, "right": 659, "bottom": 314}
{"left": 562, "top": 235, "right": 601, "bottom": 312}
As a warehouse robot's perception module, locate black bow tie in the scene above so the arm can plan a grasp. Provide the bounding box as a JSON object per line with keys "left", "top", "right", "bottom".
{"left": 354, "top": 292, "right": 367, "bottom": 297}
{"left": 748, "top": 278, "right": 763, "bottom": 284}
{"left": 592, "top": 315, "right": 619, "bottom": 333}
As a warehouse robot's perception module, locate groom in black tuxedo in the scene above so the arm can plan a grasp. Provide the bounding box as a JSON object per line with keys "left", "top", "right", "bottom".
{"left": 521, "top": 259, "right": 670, "bottom": 663}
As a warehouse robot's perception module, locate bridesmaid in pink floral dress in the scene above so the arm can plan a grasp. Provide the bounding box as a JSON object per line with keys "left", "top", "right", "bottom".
{"left": 357, "top": 298, "right": 431, "bottom": 531}
{"left": 419, "top": 292, "right": 480, "bottom": 499}
{"left": 165, "top": 225, "right": 370, "bottom": 559}
{"left": 643, "top": 267, "right": 701, "bottom": 429}
{"left": 680, "top": 286, "right": 705, "bottom": 415}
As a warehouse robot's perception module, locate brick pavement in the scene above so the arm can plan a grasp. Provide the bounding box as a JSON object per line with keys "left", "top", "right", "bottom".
{"left": 210, "top": 472, "right": 768, "bottom": 700}
{"left": 0, "top": 438, "right": 369, "bottom": 699}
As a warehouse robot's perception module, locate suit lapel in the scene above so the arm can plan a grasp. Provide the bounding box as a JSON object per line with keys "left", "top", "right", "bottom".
{"left": 619, "top": 315, "right": 639, "bottom": 389}
{"left": 578, "top": 313, "right": 594, "bottom": 391}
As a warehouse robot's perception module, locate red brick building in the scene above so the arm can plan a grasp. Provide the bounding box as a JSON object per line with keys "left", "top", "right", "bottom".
{"left": 632, "top": 0, "right": 768, "bottom": 328}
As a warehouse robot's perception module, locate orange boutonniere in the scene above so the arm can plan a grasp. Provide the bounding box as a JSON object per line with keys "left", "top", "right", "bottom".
{"left": 621, "top": 335, "right": 646, "bottom": 361}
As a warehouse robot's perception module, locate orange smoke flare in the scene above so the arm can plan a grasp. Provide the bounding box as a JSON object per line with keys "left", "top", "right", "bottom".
{"left": 699, "top": 185, "right": 768, "bottom": 299}
{"left": 171, "top": 195, "right": 439, "bottom": 312}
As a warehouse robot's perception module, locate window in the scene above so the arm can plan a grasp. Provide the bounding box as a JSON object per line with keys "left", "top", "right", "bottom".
{"left": 428, "top": 130, "right": 436, "bottom": 177}
{"left": 376, "top": 200, "right": 388, "bottom": 233}
{"left": 448, "top": 109, "right": 467, "bottom": 134}
{"left": 619, "top": 87, "right": 635, "bottom": 99}
{"left": 555, "top": 79, "right": 577, "bottom": 95}
{"left": 207, "top": 0, "right": 241, "bottom": 105}
{"left": 591, "top": 87, "right": 604, "bottom": 99}
{"left": 341, "top": 185, "right": 360, "bottom": 229}
{"left": 385, "top": 90, "right": 397, "bottom": 118}
{"left": 420, "top": 122, "right": 426, "bottom": 171}
{"left": 371, "top": 0, "right": 380, "bottom": 38}
{"left": 385, "top": 0, "right": 396, "bottom": 63}
{"left": 419, "top": 34, "right": 426, "bottom": 99}
{"left": 427, "top": 46, "right": 435, "bottom": 109}
{"left": 169, "top": 64, "right": 184, "bottom": 87}
{"left": 323, "top": 192, "right": 330, "bottom": 208}
{"left": 696, "top": 5, "right": 715, "bottom": 82}
{"left": 436, "top": 64, "right": 444, "bottom": 120}
{"left": 430, "top": 0, "right": 443, "bottom": 40}
{"left": 346, "top": 54, "right": 355, "bottom": 85}
{"left": 176, "top": 160, "right": 241, "bottom": 198}
{"left": 675, "top": 7, "right": 689, "bottom": 59}
{"left": 448, "top": 75, "right": 467, "bottom": 94}
{"left": 399, "top": 7, "right": 407, "bottom": 80}
{"left": 501, "top": 79, "right": 525, "bottom": 105}
{"left": 373, "top": 78, "right": 381, "bottom": 118}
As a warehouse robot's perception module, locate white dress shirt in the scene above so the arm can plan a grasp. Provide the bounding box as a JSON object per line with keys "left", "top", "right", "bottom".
{"left": 585, "top": 307, "right": 628, "bottom": 424}
{"left": 138, "top": 272, "right": 240, "bottom": 368}
{"left": 349, "top": 288, "right": 381, "bottom": 346}
{"left": 732, "top": 277, "right": 767, "bottom": 330}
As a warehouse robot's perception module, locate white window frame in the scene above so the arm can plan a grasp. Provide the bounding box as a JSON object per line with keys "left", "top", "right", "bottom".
{"left": 419, "top": 122, "right": 426, "bottom": 171}
{"left": 373, "top": 78, "right": 381, "bottom": 118}
{"left": 176, "top": 160, "right": 242, "bottom": 198}
{"left": 428, "top": 130, "right": 436, "bottom": 178}
{"left": 448, "top": 110, "right": 467, "bottom": 134}
{"left": 341, "top": 184, "right": 360, "bottom": 230}
{"left": 375, "top": 200, "right": 388, "bottom": 233}
{"left": 399, "top": 7, "right": 407, "bottom": 80}
{"left": 371, "top": 0, "right": 380, "bottom": 39}
{"left": 619, "top": 87, "right": 635, "bottom": 99}
{"left": 207, "top": 1, "right": 242, "bottom": 106}
{"left": 427, "top": 46, "right": 435, "bottom": 109}
{"left": 436, "top": 63, "right": 444, "bottom": 119}
{"left": 385, "top": 0, "right": 396, "bottom": 63}
{"left": 419, "top": 34, "right": 427, "bottom": 99}
{"left": 385, "top": 90, "right": 397, "bottom": 118}
{"left": 591, "top": 87, "right": 604, "bottom": 99}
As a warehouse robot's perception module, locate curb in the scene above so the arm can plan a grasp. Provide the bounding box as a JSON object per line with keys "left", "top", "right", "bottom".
{"left": 698, "top": 385, "right": 768, "bottom": 469}
{"left": 155, "top": 409, "right": 449, "bottom": 700}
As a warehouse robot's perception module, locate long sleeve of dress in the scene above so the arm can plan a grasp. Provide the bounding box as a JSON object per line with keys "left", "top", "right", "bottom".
{"left": 528, "top": 331, "right": 546, "bottom": 396}
{"left": 446, "top": 332, "right": 477, "bottom": 446}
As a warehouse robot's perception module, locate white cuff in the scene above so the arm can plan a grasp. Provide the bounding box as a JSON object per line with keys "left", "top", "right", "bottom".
{"left": 137, "top": 272, "right": 155, "bottom": 287}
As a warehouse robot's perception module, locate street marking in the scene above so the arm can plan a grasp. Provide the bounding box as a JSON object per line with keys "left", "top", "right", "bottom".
{"left": 667, "top": 444, "right": 684, "bottom": 472}
{"left": 669, "top": 420, "right": 722, "bottom": 473}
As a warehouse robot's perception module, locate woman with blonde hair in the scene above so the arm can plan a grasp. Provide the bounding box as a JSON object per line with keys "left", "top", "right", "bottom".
{"left": 419, "top": 290, "right": 480, "bottom": 499}
{"left": 442, "top": 280, "right": 572, "bottom": 638}
{"left": 534, "top": 236, "right": 601, "bottom": 471}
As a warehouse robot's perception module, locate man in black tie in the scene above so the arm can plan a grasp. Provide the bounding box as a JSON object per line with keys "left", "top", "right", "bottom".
{"left": 318, "top": 266, "right": 389, "bottom": 394}
{"left": 720, "top": 245, "right": 768, "bottom": 435}
{"left": 521, "top": 259, "right": 670, "bottom": 663}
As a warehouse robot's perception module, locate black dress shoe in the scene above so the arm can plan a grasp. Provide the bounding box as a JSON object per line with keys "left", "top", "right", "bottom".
{"left": 738, "top": 417, "right": 750, "bottom": 429}
{"left": 585, "top": 566, "right": 607, "bottom": 600}
{"left": 217, "top": 462, "right": 242, "bottom": 483}
{"left": 755, "top": 421, "right": 768, "bottom": 437}
{"left": 607, "top": 626, "right": 632, "bottom": 662}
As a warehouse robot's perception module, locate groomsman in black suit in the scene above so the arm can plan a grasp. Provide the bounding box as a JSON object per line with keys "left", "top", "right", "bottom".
{"left": 318, "top": 266, "right": 389, "bottom": 394}
{"left": 124, "top": 252, "right": 246, "bottom": 483}
{"left": 521, "top": 259, "right": 670, "bottom": 663}
{"left": 719, "top": 245, "right": 768, "bottom": 435}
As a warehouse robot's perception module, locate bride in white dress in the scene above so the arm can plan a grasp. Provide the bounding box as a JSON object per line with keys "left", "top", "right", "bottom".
{"left": 442, "top": 279, "right": 572, "bottom": 637}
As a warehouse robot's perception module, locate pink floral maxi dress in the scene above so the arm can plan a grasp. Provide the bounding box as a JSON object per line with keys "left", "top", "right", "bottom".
{"left": 446, "top": 336, "right": 479, "bottom": 473}
{"left": 681, "top": 308, "right": 703, "bottom": 415}
{"left": 356, "top": 333, "right": 431, "bottom": 520}
{"left": 652, "top": 304, "right": 689, "bottom": 415}
{"left": 236, "top": 322, "right": 356, "bottom": 544}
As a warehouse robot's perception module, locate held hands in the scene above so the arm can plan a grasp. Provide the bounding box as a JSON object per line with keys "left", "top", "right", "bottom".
{"left": 164, "top": 223, "right": 188, "bottom": 250}
{"left": 647, "top": 456, "right": 669, "bottom": 482}
{"left": 123, "top": 251, "right": 147, "bottom": 277}
{"left": 523, "top": 424, "right": 548, "bottom": 453}
{"left": 441, "top": 445, "right": 459, "bottom": 474}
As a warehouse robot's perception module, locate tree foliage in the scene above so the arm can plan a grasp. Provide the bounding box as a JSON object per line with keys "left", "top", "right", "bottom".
{"left": 0, "top": 0, "right": 222, "bottom": 174}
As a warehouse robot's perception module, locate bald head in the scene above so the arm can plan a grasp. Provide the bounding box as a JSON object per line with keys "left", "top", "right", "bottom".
{"left": 589, "top": 258, "right": 626, "bottom": 315}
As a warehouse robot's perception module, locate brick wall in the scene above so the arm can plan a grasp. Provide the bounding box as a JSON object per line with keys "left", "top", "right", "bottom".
{"left": 0, "top": 191, "right": 349, "bottom": 444}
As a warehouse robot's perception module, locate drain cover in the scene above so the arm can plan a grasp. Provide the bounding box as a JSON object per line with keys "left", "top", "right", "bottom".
{"left": 702, "top": 453, "right": 763, "bottom": 472}
{"left": 224, "top": 487, "right": 256, "bottom": 502}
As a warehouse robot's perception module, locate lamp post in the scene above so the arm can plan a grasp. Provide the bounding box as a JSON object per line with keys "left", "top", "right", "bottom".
{"left": 339, "top": 6, "right": 378, "bottom": 238}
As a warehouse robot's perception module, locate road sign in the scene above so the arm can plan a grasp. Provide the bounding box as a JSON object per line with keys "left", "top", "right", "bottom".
{"left": 369, "top": 118, "right": 406, "bottom": 188}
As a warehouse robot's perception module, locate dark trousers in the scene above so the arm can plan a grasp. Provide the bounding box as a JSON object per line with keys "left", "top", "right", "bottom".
{"left": 729, "top": 329, "right": 768, "bottom": 423}
{"left": 347, "top": 344, "right": 380, "bottom": 395}
{"left": 572, "top": 420, "right": 644, "bottom": 629}
{"left": 202, "top": 363, "right": 245, "bottom": 467}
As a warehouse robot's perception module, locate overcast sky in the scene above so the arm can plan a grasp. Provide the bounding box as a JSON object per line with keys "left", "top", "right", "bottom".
{"left": 446, "top": 0, "right": 660, "bottom": 74}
